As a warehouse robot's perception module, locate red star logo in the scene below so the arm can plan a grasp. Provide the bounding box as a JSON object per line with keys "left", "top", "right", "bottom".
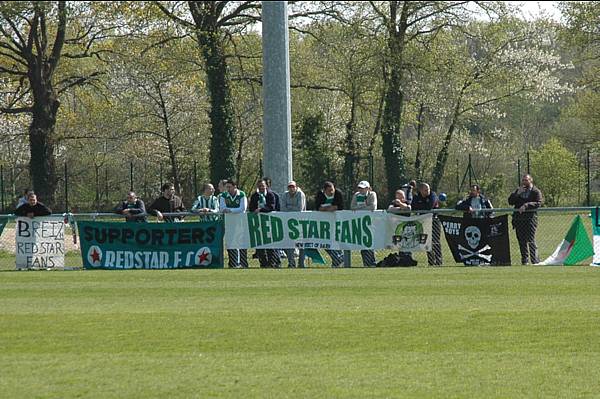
{"left": 90, "top": 248, "right": 101, "bottom": 263}
{"left": 198, "top": 250, "right": 210, "bottom": 264}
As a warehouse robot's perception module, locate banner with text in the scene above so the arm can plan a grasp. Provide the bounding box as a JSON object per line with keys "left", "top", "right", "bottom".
{"left": 225, "top": 211, "right": 432, "bottom": 251}
{"left": 16, "top": 217, "right": 65, "bottom": 269}
{"left": 77, "top": 220, "right": 224, "bottom": 269}
{"left": 386, "top": 213, "right": 433, "bottom": 252}
{"left": 439, "top": 214, "right": 511, "bottom": 266}
{"left": 225, "top": 211, "right": 387, "bottom": 250}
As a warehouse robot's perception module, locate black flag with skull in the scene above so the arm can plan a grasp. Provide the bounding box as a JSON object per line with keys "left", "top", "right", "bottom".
{"left": 438, "top": 214, "right": 511, "bottom": 266}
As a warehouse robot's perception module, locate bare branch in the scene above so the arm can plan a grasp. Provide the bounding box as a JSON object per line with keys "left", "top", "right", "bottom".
{"left": 0, "top": 106, "right": 33, "bottom": 114}
{"left": 217, "top": 1, "right": 260, "bottom": 27}
{"left": 57, "top": 71, "right": 105, "bottom": 94}
{"left": 153, "top": 1, "right": 195, "bottom": 29}
{"left": 48, "top": 1, "right": 67, "bottom": 74}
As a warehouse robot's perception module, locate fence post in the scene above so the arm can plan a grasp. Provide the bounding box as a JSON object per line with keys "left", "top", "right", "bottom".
{"left": 587, "top": 149, "right": 591, "bottom": 206}
{"left": 468, "top": 153, "right": 473, "bottom": 187}
{"left": 0, "top": 164, "right": 4, "bottom": 213}
{"left": 527, "top": 151, "right": 530, "bottom": 174}
{"left": 105, "top": 167, "right": 109, "bottom": 204}
{"left": 343, "top": 250, "right": 351, "bottom": 268}
{"left": 130, "top": 162, "right": 134, "bottom": 192}
{"left": 95, "top": 165, "right": 100, "bottom": 210}
{"left": 517, "top": 159, "right": 521, "bottom": 185}
{"left": 64, "top": 162, "right": 69, "bottom": 213}
{"left": 160, "top": 163, "right": 163, "bottom": 188}
{"left": 193, "top": 160, "right": 198, "bottom": 195}
{"left": 456, "top": 158, "right": 460, "bottom": 196}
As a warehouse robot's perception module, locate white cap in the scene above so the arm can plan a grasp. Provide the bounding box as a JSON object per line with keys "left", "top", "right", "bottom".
{"left": 357, "top": 181, "right": 370, "bottom": 189}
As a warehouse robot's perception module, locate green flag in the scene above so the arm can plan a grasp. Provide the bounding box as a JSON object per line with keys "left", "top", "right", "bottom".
{"left": 304, "top": 249, "right": 326, "bottom": 264}
{"left": 540, "top": 215, "right": 594, "bottom": 265}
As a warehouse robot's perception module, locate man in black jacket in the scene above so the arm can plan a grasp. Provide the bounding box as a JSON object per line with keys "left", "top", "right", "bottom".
{"left": 412, "top": 182, "right": 442, "bottom": 266}
{"left": 455, "top": 184, "right": 493, "bottom": 219}
{"left": 315, "top": 181, "right": 344, "bottom": 267}
{"left": 249, "top": 179, "right": 279, "bottom": 267}
{"left": 115, "top": 191, "right": 147, "bottom": 222}
{"left": 508, "top": 174, "right": 543, "bottom": 265}
{"left": 14, "top": 192, "right": 51, "bottom": 218}
{"left": 148, "top": 183, "right": 186, "bottom": 222}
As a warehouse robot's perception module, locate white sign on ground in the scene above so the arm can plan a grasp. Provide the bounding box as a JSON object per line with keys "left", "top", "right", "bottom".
{"left": 15, "top": 217, "right": 65, "bottom": 269}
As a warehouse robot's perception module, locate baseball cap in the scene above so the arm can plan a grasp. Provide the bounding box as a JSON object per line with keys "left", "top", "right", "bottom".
{"left": 287, "top": 181, "right": 297, "bottom": 187}
{"left": 357, "top": 181, "right": 370, "bottom": 189}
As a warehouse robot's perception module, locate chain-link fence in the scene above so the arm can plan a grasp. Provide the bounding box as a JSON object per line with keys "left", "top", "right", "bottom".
{"left": 0, "top": 208, "right": 596, "bottom": 271}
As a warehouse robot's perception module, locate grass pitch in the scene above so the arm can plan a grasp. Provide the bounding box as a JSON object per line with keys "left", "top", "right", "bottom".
{"left": 2, "top": 267, "right": 600, "bottom": 398}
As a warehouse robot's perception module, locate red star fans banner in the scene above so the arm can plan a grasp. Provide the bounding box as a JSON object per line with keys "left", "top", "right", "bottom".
{"left": 77, "top": 220, "right": 223, "bottom": 269}
{"left": 16, "top": 217, "right": 65, "bottom": 270}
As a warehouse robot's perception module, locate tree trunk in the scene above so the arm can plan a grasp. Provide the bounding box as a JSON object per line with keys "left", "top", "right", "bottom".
{"left": 431, "top": 103, "right": 462, "bottom": 191}
{"left": 381, "top": 66, "right": 406, "bottom": 201}
{"left": 199, "top": 35, "right": 237, "bottom": 185}
{"left": 381, "top": 2, "right": 409, "bottom": 202}
{"left": 343, "top": 91, "right": 358, "bottom": 201}
{"left": 431, "top": 80, "right": 470, "bottom": 191}
{"left": 414, "top": 102, "right": 425, "bottom": 180}
{"left": 156, "top": 83, "right": 181, "bottom": 194}
{"left": 28, "top": 79, "right": 59, "bottom": 208}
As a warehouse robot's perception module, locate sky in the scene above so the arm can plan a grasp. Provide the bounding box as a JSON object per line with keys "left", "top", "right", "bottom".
{"left": 512, "top": 1, "right": 562, "bottom": 21}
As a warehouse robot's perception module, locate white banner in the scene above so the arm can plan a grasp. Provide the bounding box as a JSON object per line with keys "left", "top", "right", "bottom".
{"left": 385, "top": 213, "right": 433, "bottom": 252}
{"left": 225, "top": 211, "right": 432, "bottom": 251}
{"left": 16, "top": 217, "right": 65, "bottom": 269}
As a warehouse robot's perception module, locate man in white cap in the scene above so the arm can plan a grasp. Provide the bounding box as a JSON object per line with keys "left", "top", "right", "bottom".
{"left": 350, "top": 180, "right": 378, "bottom": 266}
{"left": 281, "top": 180, "right": 306, "bottom": 267}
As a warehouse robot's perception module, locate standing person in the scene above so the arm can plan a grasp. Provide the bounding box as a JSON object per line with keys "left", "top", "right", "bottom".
{"left": 114, "top": 191, "right": 147, "bottom": 222}
{"left": 147, "top": 182, "right": 186, "bottom": 222}
{"left": 262, "top": 177, "right": 282, "bottom": 266}
{"left": 350, "top": 180, "right": 377, "bottom": 267}
{"left": 315, "top": 181, "right": 345, "bottom": 267}
{"left": 14, "top": 192, "right": 51, "bottom": 217}
{"left": 402, "top": 180, "right": 417, "bottom": 205}
{"left": 191, "top": 183, "right": 220, "bottom": 221}
{"left": 249, "top": 179, "right": 278, "bottom": 268}
{"left": 388, "top": 189, "right": 417, "bottom": 266}
{"left": 281, "top": 180, "right": 306, "bottom": 268}
{"left": 508, "top": 174, "right": 543, "bottom": 265}
{"left": 455, "top": 184, "right": 493, "bottom": 219}
{"left": 220, "top": 179, "right": 248, "bottom": 268}
{"left": 16, "top": 189, "right": 33, "bottom": 209}
{"left": 412, "top": 182, "right": 442, "bottom": 266}
{"left": 217, "top": 179, "right": 228, "bottom": 197}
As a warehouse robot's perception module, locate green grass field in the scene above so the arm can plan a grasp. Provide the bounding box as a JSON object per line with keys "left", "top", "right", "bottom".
{"left": 2, "top": 267, "right": 600, "bottom": 398}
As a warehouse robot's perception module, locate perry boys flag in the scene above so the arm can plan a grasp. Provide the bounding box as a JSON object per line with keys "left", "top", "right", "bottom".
{"left": 594, "top": 208, "right": 600, "bottom": 266}
{"left": 438, "top": 214, "right": 511, "bottom": 266}
{"left": 540, "top": 215, "right": 594, "bottom": 266}
{"left": 77, "top": 220, "right": 224, "bottom": 269}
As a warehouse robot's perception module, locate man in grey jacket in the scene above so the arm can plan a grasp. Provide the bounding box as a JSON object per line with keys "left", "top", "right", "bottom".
{"left": 281, "top": 181, "right": 306, "bottom": 267}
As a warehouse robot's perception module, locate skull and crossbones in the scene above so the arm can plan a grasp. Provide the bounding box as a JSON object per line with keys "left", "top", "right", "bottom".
{"left": 458, "top": 226, "right": 492, "bottom": 262}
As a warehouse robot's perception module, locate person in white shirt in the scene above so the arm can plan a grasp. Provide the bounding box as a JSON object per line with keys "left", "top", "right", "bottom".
{"left": 220, "top": 179, "right": 248, "bottom": 268}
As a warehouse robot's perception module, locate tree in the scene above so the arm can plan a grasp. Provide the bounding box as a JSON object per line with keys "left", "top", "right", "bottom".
{"left": 155, "top": 1, "right": 260, "bottom": 185}
{"left": 368, "top": 1, "right": 498, "bottom": 199}
{"left": 531, "top": 138, "right": 579, "bottom": 206}
{"left": 0, "top": 1, "right": 108, "bottom": 206}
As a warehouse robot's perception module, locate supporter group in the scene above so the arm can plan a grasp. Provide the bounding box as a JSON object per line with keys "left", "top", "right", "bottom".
{"left": 15, "top": 174, "right": 543, "bottom": 268}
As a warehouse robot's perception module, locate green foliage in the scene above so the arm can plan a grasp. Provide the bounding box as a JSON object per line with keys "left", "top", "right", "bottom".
{"left": 295, "top": 113, "right": 332, "bottom": 201}
{"left": 531, "top": 138, "right": 580, "bottom": 206}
